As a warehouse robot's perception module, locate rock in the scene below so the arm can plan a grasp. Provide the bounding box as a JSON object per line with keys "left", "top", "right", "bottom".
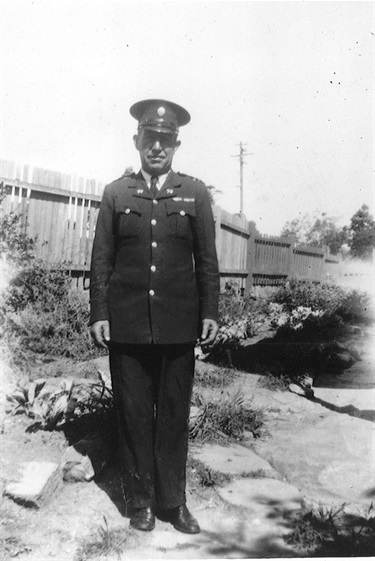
{"left": 289, "top": 383, "right": 314, "bottom": 399}
{"left": 5, "top": 461, "right": 63, "bottom": 508}
{"left": 190, "top": 443, "right": 279, "bottom": 479}
{"left": 189, "top": 405, "right": 202, "bottom": 430}
{"left": 217, "top": 478, "right": 303, "bottom": 526}
{"left": 61, "top": 446, "right": 95, "bottom": 482}
{"left": 73, "top": 436, "right": 113, "bottom": 475}
{"left": 319, "top": 460, "right": 375, "bottom": 503}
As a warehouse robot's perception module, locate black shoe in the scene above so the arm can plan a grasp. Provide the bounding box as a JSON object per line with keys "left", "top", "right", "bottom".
{"left": 129, "top": 506, "right": 155, "bottom": 531}
{"left": 159, "top": 505, "right": 200, "bottom": 534}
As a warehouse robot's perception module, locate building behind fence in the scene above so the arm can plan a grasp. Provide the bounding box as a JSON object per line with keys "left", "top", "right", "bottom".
{"left": 0, "top": 160, "right": 342, "bottom": 290}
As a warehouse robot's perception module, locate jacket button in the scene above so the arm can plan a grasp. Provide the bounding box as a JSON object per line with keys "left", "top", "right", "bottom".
{"left": 153, "top": 199, "right": 158, "bottom": 205}
{"left": 150, "top": 265, "right": 156, "bottom": 272}
{"left": 151, "top": 219, "right": 157, "bottom": 225}
{"left": 151, "top": 242, "right": 157, "bottom": 248}
{"left": 149, "top": 289, "right": 155, "bottom": 296}
{"left": 180, "top": 210, "right": 186, "bottom": 216}
{"left": 125, "top": 208, "right": 131, "bottom": 214}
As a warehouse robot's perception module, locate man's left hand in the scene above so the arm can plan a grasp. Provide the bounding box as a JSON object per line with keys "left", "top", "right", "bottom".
{"left": 200, "top": 319, "right": 219, "bottom": 346}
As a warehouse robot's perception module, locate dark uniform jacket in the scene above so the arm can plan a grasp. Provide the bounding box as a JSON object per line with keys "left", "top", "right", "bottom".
{"left": 90, "top": 170, "right": 220, "bottom": 344}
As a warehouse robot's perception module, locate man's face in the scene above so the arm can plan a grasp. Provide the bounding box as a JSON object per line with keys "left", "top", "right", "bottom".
{"left": 133, "top": 129, "right": 181, "bottom": 175}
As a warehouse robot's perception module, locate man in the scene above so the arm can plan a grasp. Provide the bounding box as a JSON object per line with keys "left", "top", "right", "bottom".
{"left": 90, "top": 99, "right": 220, "bottom": 534}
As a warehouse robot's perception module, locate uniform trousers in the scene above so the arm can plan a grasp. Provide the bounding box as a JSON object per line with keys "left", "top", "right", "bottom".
{"left": 109, "top": 342, "right": 195, "bottom": 510}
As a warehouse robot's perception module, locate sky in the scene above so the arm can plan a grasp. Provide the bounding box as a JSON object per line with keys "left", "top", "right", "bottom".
{"left": 1, "top": 0, "right": 374, "bottom": 235}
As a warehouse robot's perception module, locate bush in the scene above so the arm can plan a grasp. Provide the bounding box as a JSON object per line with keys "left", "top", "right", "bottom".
{"left": 0, "top": 182, "right": 36, "bottom": 266}
{"left": 337, "top": 289, "right": 373, "bottom": 325}
{"left": 3, "top": 260, "right": 71, "bottom": 312}
{"left": 1, "top": 260, "right": 100, "bottom": 361}
{"left": 271, "top": 279, "right": 345, "bottom": 315}
{"left": 271, "top": 278, "right": 372, "bottom": 325}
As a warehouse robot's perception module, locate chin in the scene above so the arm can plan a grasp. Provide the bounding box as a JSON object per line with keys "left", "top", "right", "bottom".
{"left": 147, "top": 163, "right": 168, "bottom": 174}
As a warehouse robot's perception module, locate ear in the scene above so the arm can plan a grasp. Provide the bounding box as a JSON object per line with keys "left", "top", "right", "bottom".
{"left": 133, "top": 134, "right": 139, "bottom": 150}
{"left": 174, "top": 139, "right": 181, "bottom": 153}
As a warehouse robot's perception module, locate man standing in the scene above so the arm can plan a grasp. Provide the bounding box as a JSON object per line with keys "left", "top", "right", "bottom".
{"left": 90, "top": 99, "right": 219, "bottom": 534}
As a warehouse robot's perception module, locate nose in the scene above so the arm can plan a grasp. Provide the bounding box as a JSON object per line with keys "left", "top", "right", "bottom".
{"left": 151, "top": 139, "right": 162, "bottom": 151}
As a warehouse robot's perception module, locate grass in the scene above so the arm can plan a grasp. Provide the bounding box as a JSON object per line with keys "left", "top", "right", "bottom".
{"left": 256, "top": 372, "right": 293, "bottom": 391}
{"left": 285, "top": 503, "right": 375, "bottom": 556}
{"left": 190, "top": 388, "right": 266, "bottom": 443}
{"left": 194, "top": 366, "right": 236, "bottom": 389}
{"left": 187, "top": 457, "right": 232, "bottom": 488}
{"left": 74, "top": 516, "right": 137, "bottom": 561}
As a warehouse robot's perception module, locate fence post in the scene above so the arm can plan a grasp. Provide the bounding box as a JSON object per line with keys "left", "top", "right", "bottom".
{"left": 246, "top": 221, "right": 257, "bottom": 293}
{"left": 212, "top": 205, "right": 222, "bottom": 264}
{"left": 287, "top": 235, "right": 295, "bottom": 279}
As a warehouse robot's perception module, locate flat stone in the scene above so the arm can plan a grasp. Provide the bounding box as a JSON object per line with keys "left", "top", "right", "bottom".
{"left": 5, "top": 461, "right": 63, "bottom": 508}
{"left": 61, "top": 446, "right": 95, "bottom": 482}
{"left": 190, "top": 443, "right": 279, "bottom": 478}
{"left": 218, "top": 478, "right": 303, "bottom": 525}
{"left": 319, "top": 461, "right": 375, "bottom": 502}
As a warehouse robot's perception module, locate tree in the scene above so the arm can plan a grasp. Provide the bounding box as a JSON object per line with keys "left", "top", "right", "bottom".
{"left": 0, "top": 182, "right": 36, "bottom": 266}
{"left": 206, "top": 185, "right": 221, "bottom": 205}
{"left": 280, "top": 212, "right": 348, "bottom": 254}
{"left": 348, "top": 204, "right": 375, "bottom": 260}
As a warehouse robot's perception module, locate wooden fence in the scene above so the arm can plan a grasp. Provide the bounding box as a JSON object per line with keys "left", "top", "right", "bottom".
{"left": 0, "top": 160, "right": 342, "bottom": 290}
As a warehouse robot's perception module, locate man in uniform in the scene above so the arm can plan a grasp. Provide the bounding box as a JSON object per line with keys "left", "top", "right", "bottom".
{"left": 90, "top": 99, "right": 220, "bottom": 534}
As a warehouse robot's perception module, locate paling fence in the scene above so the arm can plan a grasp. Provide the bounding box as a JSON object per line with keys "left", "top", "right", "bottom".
{"left": 0, "top": 160, "right": 342, "bottom": 290}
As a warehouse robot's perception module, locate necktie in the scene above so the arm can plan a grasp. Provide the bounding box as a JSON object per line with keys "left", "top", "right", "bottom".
{"left": 150, "top": 175, "right": 159, "bottom": 198}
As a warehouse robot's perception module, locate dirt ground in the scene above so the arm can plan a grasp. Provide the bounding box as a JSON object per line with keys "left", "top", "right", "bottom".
{"left": 0, "top": 355, "right": 295, "bottom": 561}
{"left": 1, "top": 338, "right": 374, "bottom": 560}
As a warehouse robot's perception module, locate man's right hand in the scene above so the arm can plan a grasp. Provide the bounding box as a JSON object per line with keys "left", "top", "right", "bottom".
{"left": 90, "top": 320, "right": 110, "bottom": 349}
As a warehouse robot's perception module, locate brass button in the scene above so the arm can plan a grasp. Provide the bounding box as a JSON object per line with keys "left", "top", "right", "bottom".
{"left": 151, "top": 219, "right": 157, "bottom": 226}
{"left": 149, "top": 290, "right": 155, "bottom": 296}
{"left": 151, "top": 242, "right": 157, "bottom": 248}
{"left": 180, "top": 210, "right": 186, "bottom": 216}
{"left": 125, "top": 208, "right": 131, "bottom": 214}
{"left": 153, "top": 199, "right": 158, "bottom": 205}
{"left": 150, "top": 265, "right": 156, "bottom": 272}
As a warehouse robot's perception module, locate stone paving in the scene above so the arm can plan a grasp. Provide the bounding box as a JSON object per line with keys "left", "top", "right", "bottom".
{"left": 2, "top": 333, "right": 374, "bottom": 559}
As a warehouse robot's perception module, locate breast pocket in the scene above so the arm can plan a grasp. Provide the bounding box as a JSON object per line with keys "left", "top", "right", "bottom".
{"left": 116, "top": 202, "right": 142, "bottom": 238}
{"left": 165, "top": 199, "right": 196, "bottom": 239}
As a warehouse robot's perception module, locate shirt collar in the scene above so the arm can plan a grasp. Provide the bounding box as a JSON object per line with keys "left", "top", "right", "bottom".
{"left": 141, "top": 169, "right": 170, "bottom": 189}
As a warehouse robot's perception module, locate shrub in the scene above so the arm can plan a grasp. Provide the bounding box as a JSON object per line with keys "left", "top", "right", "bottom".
{"left": 271, "top": 279, "right": 346, "bottom": 315}
{"left": 0, "top": 181, "right": 36, "bottom": 266}
{"left": 190, "top": 388, "right": 266, "bottom": 443}
{"left": 337, "top": 289, "right": 373, "bottom": 324}
{"left": 3, "top": 260, "right": 72, "bottom": 312}
{"left": 1, "top": 260, "right": 100, "bottom": 361}
{"left": 270, "top": 278, "right": 372, "bottom": 325}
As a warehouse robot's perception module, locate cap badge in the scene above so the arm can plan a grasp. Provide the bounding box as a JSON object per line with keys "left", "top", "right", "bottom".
{"left": 157, "top": 106, "right": 166, "bottom": 116}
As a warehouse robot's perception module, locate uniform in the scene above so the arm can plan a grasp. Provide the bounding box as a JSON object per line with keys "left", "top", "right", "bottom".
{"left": 90, "top": 170, "right": 219, "bottom": 343}
{"left": 89, "top": 99, "right": 220, "bottom": 532}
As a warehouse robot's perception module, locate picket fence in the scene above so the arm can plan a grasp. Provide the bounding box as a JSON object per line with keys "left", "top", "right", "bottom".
{"left": 0, "top": 160, "right": 342, "bottom": 290}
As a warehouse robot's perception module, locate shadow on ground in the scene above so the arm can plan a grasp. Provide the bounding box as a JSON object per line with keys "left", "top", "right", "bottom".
{"left": 311, "top": 396, "right": 375, "bottom": 422}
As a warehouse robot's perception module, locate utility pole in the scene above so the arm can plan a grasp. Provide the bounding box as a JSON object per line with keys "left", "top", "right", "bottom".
{"left": 231, "top": 142, "right": 252, "bottom": 215}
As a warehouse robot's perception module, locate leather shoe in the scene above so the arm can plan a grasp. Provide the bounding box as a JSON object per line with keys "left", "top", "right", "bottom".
{"left": 161, "top": 505, "right": 200, "bottom": 534}
{"left": 129, "top": 506, "right": 155, "bottom": 531}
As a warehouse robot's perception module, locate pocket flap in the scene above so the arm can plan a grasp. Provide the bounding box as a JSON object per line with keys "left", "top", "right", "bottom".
{"left": 115, "top": 196, "right": 141, "bottom": 215}
{"left": 165, "top": 198, "right": 196, "bottom": 217}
